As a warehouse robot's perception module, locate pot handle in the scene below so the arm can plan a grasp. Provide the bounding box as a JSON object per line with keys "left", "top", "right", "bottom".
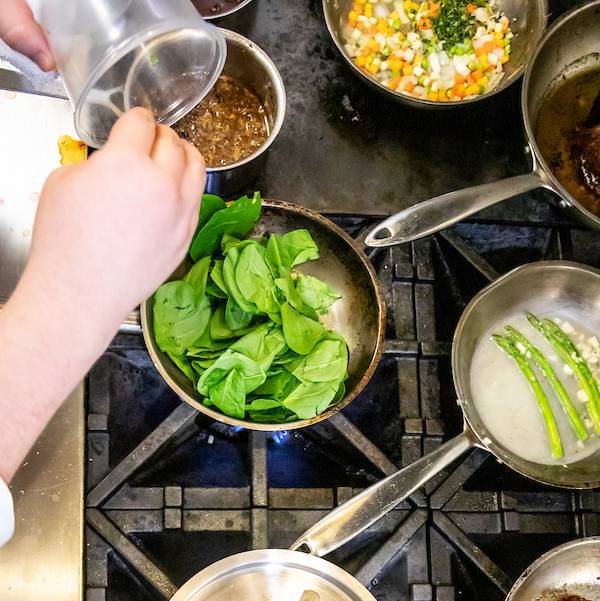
{"left": 290, "top": 429, "right": 476, "bottom": 557}
{"left": 365, "top": 171, "right": 547, "bottom": 248}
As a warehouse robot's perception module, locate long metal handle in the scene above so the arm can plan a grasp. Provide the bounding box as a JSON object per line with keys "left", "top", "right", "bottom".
{"left": 290, "top": 429, "right": 476, "bottom": 557}
{"left": 365, "top": 171, "right": 548, "bottom": 247}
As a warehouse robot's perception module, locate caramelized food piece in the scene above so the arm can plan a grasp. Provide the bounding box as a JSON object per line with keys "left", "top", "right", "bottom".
{"left": 573, "top": 90, "right": 600, "bottom": 196}
{"left": 173, "top": 75, "right": 269, "bottom": 168}
{"left": 58, "top": 135, "right": 88, "bottom": 165}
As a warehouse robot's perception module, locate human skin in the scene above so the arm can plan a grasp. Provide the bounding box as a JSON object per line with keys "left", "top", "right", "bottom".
{"left": 0, "top": 108, "right": 206, "bottom": 483}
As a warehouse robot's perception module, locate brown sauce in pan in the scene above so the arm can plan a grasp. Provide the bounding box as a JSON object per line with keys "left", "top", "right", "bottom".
{"left": 535, "top": 69, "right": 600, "bottom": 216}
{"left": 556, "top": 596, "right": 590, "bottom": 601}
{"left": 173, "top": 75, "right": 269, "bottom": 168}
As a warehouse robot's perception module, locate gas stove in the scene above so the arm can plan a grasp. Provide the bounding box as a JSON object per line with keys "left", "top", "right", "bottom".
{"left": 85, "top": 210, "right": 600, "bottom": 601}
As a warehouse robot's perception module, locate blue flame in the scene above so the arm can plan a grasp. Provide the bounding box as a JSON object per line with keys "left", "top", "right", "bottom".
{"left": 271, "top": 431, "right": 289, "bottom": 445}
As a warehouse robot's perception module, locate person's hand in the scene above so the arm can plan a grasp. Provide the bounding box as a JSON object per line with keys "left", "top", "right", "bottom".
{"left": 0, "top": 0, "right": 54, "bottom": 71}
{"left": 23, "top": 107, "right": 206, "bottom": 337}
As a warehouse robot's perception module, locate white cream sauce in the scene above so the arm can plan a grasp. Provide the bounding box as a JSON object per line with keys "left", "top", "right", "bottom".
{"left": 470, "top": 313, "right": 600, "bottom": 465}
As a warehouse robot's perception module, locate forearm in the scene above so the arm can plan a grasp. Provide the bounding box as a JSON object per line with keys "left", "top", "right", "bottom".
{"left": 0, "top": 266, "right": 119, "bottom": 483}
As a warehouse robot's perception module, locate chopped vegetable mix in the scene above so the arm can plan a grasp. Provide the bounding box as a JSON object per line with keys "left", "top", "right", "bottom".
{"left": 343, "top": 0, "right": 513, "bottom": 101}
{"left": 153, "top": 193, "right": 349, "bottom": 424}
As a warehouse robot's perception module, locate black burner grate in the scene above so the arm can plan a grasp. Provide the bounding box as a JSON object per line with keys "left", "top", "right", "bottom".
{"left": 85, "top": 210, "right": 600, "bottom": 601}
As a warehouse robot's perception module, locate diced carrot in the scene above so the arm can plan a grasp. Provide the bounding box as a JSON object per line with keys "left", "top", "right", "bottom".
{"left": 475, "top": 42, "right": 494, "bottom": 57}
{"left": 428, "top": 2, "right": 440, "bottom": 16}
{"left": 452, "top": 83, "right": 466, "bottom": 98}
{"left": 466, "top": 74, "right": 475, "bottom": 86}
{"left": 418, "top": 17, "right": 432, "bottom": 30}
{"left": 467, "top": 3, "right": 477, "bottom": 13}
{"left": 455, "top": 73, "right": 467, "bottom": 85}
{"left": 388, "top": 76, "right": 402, "bottom": 90}
{"left": 404, "top": 80, "right": 417, "bottom": 92}
{"left": 471, "top": 69, "right": 484, "bottom": 82}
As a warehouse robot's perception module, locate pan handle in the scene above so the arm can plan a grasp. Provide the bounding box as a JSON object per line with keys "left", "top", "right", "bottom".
{"left": 365, "top": 171, "right": 548, "bottom": 248}
{"left": 290, "top": 429, "right": 477, "bottom": 557}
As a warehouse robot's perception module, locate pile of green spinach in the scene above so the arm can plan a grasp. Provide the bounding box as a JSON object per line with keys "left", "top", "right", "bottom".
{"left": 153, "top": 192, "right": 349, "bottom": 423}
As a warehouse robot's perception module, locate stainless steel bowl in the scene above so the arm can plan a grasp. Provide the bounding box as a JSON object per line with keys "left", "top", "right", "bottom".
{"left": 184, "top": 29, "right": 286, "bottom": 196}
{"left": 507, "top": 537, "right": 600, "bottom": 601}
{"left": 202, "top": 0, "right": 255, "bottom": 21}
{"left": 323, "top": 0, "right": 548, "bottom": 108}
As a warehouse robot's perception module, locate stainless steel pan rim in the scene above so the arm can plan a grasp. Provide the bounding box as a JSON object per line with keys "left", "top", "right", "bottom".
{"left": 365, "top": 0, "right": 600, "bottom": 247}
{"left": 202, "top": 0, "right": 256, "bottom": 21}
{"left": 322, "top": 0, "right": 548, "bottom": 109}
{"left": 170, "top": 549, "right": 377, "bottom": 601}
{"left": 506, "top": 536, "right": 600, "bottom": 601}
{"left": 141, "top": 199, "right": 386, "bottom": 432}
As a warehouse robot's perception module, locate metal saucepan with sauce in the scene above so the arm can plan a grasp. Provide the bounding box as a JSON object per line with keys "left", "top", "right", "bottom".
{"left": 366, "top": 1, "right": 600, "bottom": 248}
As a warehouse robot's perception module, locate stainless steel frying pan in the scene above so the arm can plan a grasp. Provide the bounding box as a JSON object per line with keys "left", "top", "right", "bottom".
{"left": 507, "top": 537, "right": 600, "bottom": 601}
{"left": 366, "top": 1, "right": 600, "bottom": 248}
{"left": 169, "top": 261, "right": 600, "bottom": 601}
{"left": 141, "top": 199, "right": 386, "bottom": 431}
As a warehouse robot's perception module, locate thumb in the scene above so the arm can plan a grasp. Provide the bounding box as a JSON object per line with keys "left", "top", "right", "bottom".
{"left": 0, "top": 0, "right": 54, "bottom": 71}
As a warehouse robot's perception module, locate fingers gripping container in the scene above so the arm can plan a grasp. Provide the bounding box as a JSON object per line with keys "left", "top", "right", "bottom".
{"left": 40, "top": 0, "right": 226, "bottom": 147}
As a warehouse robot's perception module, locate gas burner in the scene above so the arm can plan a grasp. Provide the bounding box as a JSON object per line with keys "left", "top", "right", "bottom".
{"left": 85, "top": 214, "right": 600, "bottom": 601}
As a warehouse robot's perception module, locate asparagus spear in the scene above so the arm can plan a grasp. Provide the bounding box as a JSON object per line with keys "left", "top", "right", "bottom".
{"left": 504, "top": 325, "right": 588, "bottom": 441}
{"left": 493, "top": 334, "right": 564, "bottom": 458}
{"left": 526, "top": 312, "right": 600, "bottom": 434}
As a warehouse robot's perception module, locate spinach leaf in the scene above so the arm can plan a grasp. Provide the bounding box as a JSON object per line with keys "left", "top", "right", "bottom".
{"left": 197, "top": 350, "right": 266, "bottom": 396}
{"left": 296, "top": 273, "right": 341, "bottom": 315}
{"left": 280, "top": 302, "right": 325, "bottom": 355}
{"left": 184, "top": 256, "right": 211, "bottom": 297}
{"left": 198, "top": 194, "right": 227, "bottom": 229}
{"left": 246, "top": 398, "right": 282, "bottom": 411}
{"left": 221, "top": 234, "right": 243, "bottom": 254}
{"left": 231, "top": 323, "right": 286, "bottom": 371}
{"left": 209, "top": 260, "right": 228, "bottom": 295}
{"left": 153, "top": 281, "right": 211, "bottom": 355}
{"left": 252, "top": 370, "right": 300, "bottom": 400}
{"left": 282, "top": 381, "right": 338, "bottom": 419}
{"left": 167, "top": 351, "right": 196, "bottom": 382}
{"left": 223, "top": 242, "right": 259, "bottom": 314}
{"left": 275, "top": 275, "right": 318, "bottom": 320}
{"left": 190, "top": 192, "right": 262, "bottom": 261}
{"left": 287, "top": 337, "right": 348, "bottom": 384}
{"left": 265, "top": 229, "right": 319, "bottom": 277}
{"left": 225, "top": 298, "right": 254, "bottom": 331}
{"left": 248, "top": 406, "right": 296, "bottom": 423}
{"left": 235, "top": 243, "right": 281, "bottom": 316}
{"left": 208, "top": 369, "right": 246, "bottom": 419}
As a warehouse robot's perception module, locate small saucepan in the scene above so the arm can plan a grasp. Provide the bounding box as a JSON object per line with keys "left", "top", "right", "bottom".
{"left": 507, "top": 537, "right": 600, "bottom": 601}
{"left": 168, "top": 261, "right": 600, "bottom": 601}
{"left": 366, "top": 1, "right": 600, "bottom": 248}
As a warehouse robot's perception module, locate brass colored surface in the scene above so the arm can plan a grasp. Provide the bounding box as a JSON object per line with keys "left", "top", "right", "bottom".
{"left": 141, "top": 199, "right": 386, "bottom": 431}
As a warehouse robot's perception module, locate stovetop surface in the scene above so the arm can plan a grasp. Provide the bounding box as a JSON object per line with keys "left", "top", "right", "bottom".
{"left": 84, "top": 1, "right": 600, "bottom": 600}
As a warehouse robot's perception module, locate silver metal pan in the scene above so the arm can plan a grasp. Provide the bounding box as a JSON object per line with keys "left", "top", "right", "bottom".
{"left": 141, "top": 199, "right": 386, "bottom": 431}
{"left": 169, "top": 261, "right": 600, "bottom": 601}
{"left": 507, "top": 537, "right": 600, "bottom": 601}
{"left": 366, "top": 1, "right": 600, "bottom": 248}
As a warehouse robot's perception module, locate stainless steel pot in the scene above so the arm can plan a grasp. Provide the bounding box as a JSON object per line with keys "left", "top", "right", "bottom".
{"left": 366, "top": 1, "right": 600, "bottom": 247}
{"left": 169, "top": 261, "right": 600, "bottom": 601}
{"left": 189, "top": 29, "right": 286, "bottom": 196}
{"left": 141, "top": 199, "right": 386, "bottom": 431}
{"left": 323, "top": 0, "right": 547, "bottom": 109}
{"left": 202, "top": 0, "right": 255, "bottom": 21}
{"left": 507, "top": 537, "right": 600, "bottom": 601}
